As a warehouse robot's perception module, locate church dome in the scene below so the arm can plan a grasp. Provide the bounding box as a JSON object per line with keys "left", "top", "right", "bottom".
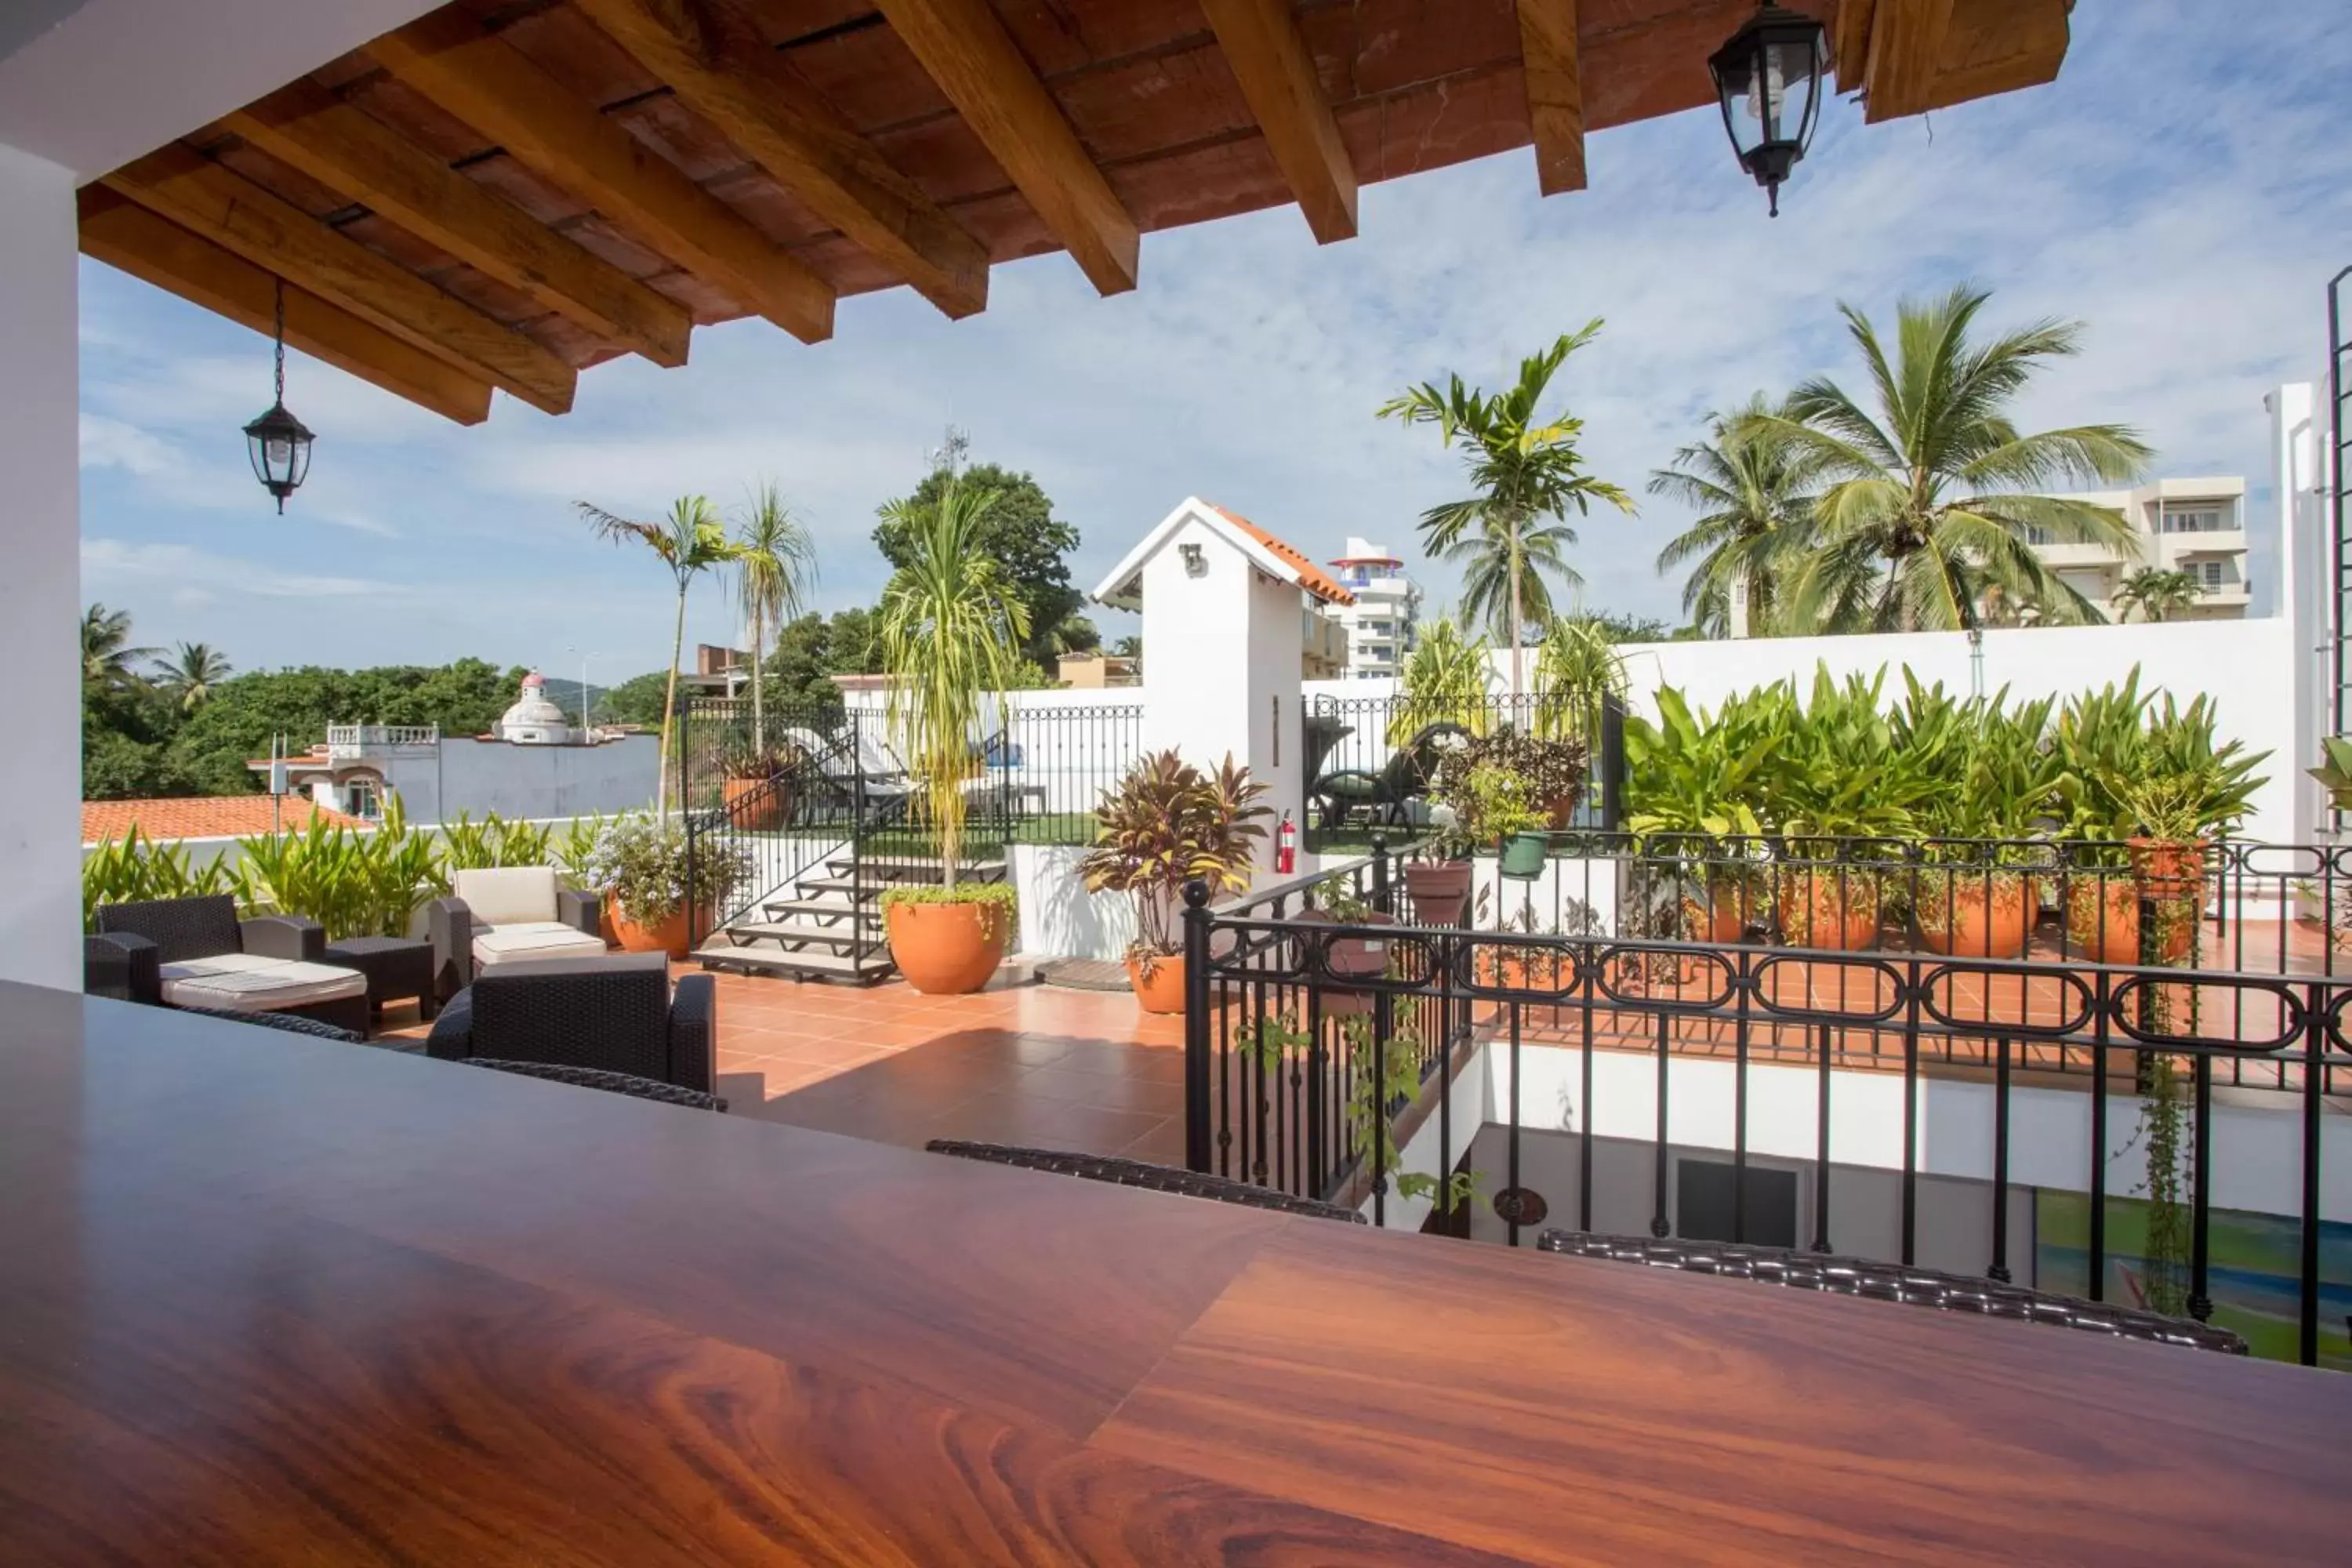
{"left": 498, "top": 671, "right": 572, "bottom": 745}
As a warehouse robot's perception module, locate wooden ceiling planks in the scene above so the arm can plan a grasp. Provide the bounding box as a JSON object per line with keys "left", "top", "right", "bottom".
{"left": 78, "top": 0, "right": 2074, "bottom": 425}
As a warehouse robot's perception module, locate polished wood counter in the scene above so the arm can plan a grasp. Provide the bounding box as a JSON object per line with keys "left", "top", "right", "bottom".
{"left": 0, "top": 986, "right": 2342, "bottom": 1564}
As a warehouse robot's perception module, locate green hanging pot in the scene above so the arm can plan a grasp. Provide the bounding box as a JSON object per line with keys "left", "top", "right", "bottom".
{"left": 1498, "top": 832, "right": 1549, "bottom": 881}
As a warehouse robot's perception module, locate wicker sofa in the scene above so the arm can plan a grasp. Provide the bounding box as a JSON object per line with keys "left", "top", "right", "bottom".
{"left": 426, "top": 866, "right": 605, "bottom": 1001}
{"left": 85, "top": 894, "right": 370, "bottom": 1035}
{"left": 426, "top": 953, "right": 717, "bottom": 1094}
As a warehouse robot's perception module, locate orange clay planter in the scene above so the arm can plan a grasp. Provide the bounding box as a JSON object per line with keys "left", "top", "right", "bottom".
{"left": 1127, "top": 953, "right": 1187, "bottom": 1014}
{"left": 1682, "top": 879, "right": 1762, "bottom": 945}
{"left": 887, "top": 898, "right": 1009, "bottom": 996}
{"left": 1915, "top": 873, "right": 2034, "bottom": 960}
{"left": 1776, "top": 868, "right": 1882, "bottom": 952}
{"left": 612, "top": 905, "right": 689, "bottom": 959}
{"left": 720, "top": 775, "right": 793, "bottom": 831}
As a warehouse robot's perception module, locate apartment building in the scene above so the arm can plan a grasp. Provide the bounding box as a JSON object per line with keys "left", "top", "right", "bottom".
{"left": 1327, "top": 537, "right": 1424, "bottom": 677}
{"left": 2035, "top": 477, "right": 2251, "bottom": 620}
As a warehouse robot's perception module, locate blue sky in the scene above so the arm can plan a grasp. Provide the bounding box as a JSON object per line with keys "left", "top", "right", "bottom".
{"left": 78, "top": 2, "right": 2352, "bottom": 683}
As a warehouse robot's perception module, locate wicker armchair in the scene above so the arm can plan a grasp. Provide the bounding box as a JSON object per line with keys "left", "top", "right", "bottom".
{"left": 459, "top": 1058, "right": 727, "bottom": 1111}
{"left": 169, "top": 1004, "right": 368, "bottom": 1044}
{"left": 86, "top": 895, "right": 370, "bottom": 1035}
{"left": 1536, "top": 1230, "right": 2247, "bottom": 1356}
{"left": 924, "top": 1142, "right": 1367, "bottom": 1223}
{"left": 426, "top": 953, "right": 717, "bottom": 1094}
{"left": 426, "top": 866, "right": 605, "bottom": 1000}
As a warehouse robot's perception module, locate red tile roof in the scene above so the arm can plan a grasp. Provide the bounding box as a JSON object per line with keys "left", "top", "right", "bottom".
{"left": 1207, "top": 505, "right": 1357, "bottom": 607}
{"left": 82, "top": 796, "right": 367, "bottom": 845}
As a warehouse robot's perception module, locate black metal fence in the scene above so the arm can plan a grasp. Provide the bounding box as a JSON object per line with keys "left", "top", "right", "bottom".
{"left": 1303, "top": 690, "right": 1624, "bottom": 844}
{"left": 1183, "top": 837, "right": 2352, "bottom": 1368}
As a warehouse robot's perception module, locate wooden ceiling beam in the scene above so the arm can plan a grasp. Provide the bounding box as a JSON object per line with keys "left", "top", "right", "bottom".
{"left": 103, "top": 146, "right": 575, "bottom": 415}
{"left": 872, "top": 0, "right": 1138, "bottom": 296}
{"left": 1515, "top": 0, "right": 1587, "bottom": 196}
{"left": 572, "top": 0, "right": 988, "bottom": 319}
{"left": 1197, "top": 0, "right": 1356, "bottom": 242}
{"left": 369, "top": 12, "right": 834, "bottom": 344}
{"left": 1860, "top": 0, "right": 1953, "bottom": 122}
{"left": 78, "top": 188, "right": 493, "bottom": 426}
{"left": 223, "top": 83, "right": 691, "bottom": 368}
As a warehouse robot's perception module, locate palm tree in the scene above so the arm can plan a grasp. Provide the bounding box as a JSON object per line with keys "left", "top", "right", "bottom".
{"left": 1380, "top": 323, "right": 1635, "bottom": 701}
{"left": 1753, "top": 285, "right": 2152, "bottom": 633}
{"left": 1445, "top": 512, "right": 1579, "bottom": 648}
{"left": 1650, "top": 396, "right": 1820, "bottom": 637}
{"left": 152, "top": 642, "right": 233, "bottom": 711}
{"left": 81, "top": 603, "right": 156, "bottom": 688}
{"left": 2113, "top": 566, "right": 2204, "bottom": 623}
{"left": 1388, "top": 613, "right": 1493, "bottom": 746}
{"left": 877, "top": 474, "right": 1029, "bottom": 891}
{"left": 577, "top": 495, "right": 739, "bottom": 819}
{"left": 731, "top": 481, "right": 816, "bottom": 748}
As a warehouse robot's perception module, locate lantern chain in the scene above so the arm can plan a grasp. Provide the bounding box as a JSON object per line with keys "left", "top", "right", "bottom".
{"left": 273, "top": 278, "right": 287, "bottom": 407}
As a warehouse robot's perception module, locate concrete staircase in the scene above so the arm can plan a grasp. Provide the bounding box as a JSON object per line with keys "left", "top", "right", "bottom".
{"left": 698, "top": 852, "right": 1009, "bottom": 984}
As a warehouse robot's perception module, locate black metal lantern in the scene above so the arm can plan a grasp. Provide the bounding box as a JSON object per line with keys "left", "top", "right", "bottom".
{"left": 1708, "top": 2, "right": 1828, "bottom": 216}
{"left": 243, "top": 280, "right": 314, "bottom": 513}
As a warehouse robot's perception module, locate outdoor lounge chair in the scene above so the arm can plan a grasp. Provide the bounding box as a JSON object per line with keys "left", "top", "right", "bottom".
{"left": 779, "top": 724, "right": 915, "bottom": 805}
{"left": 1308, "top": 720, "right": 1468, "bottom": 830}
{"left": 1535, "top": 1230, "right": 2247, "bottom": 1356}
{"left": 86, "top": 894, "right": 370, "bottom": 1035}
{"left": 426, "top": 866, "right": 604, "bottom": 1000}
{"left": 427, "top": 952, "right": 717, "bottom": 1095}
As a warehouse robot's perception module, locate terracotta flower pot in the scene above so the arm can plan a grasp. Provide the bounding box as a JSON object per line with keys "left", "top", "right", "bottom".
{"left": 1542, "top": 791, "right": 1584, "bottom": 829}
{"left": 1127, "top": 952, "right": 1188, "bottom": 1014}
{"left": 2129, "top": 837, "right": 2208, "bottom": 898}
{"left": 2063, "top": 880, "right": 2146, "bottom": 964}
{"left": 1401, "top": 859, "right": 1472, "bottom": 925}
{"left": 612, "top": 904, "right": 688, "bottom": 959}
{"left": 886, "top": 899, "right": 1007, "bottom": 996}
{"left": 721, "top": 775, "right": 793, "bottom": 831}
{"left": 1776, "top": 868, "right": 1881, "bottom": 952}
{"left": 1682, "top": 878, "right": 1759, "bottom": 944}
{"left": 1298, "top": 909, "right": 1392, "bottom": 1018}
{"left": 1915, "top": 873, "right": 2033, "bottom": 960}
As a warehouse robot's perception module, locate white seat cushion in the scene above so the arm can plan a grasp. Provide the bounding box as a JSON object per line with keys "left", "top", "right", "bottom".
{"left": 472, "top": 921, "right": 608, "bottom": 967}
{"left": 161, "top": 953, "right": 367, "bottom": 1013}
{"left": 453, "top": 866, "right": 560, "bottom": 928}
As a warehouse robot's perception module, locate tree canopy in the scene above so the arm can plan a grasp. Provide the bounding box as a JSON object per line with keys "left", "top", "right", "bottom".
{"left": 873, "top": 461, "right": 1085, "bottom": 666}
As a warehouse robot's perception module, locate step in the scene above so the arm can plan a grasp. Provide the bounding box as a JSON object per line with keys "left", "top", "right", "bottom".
{"left": 696, "top": 944, "right": 895, "bottom": 983}
{"left": 821, "top": 856, "right": 1007, "bottom": 882}
{"left": 725, "top": 920, "right": 876, "bottom": 952}
{"left": 802, "top": 866, "right": 1007, "bottom": 897}
{"left": 760, "top": 898, "right": 883, "bottom": 924}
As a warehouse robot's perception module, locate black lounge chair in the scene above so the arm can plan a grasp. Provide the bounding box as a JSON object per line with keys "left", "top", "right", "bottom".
{"left": 1308, "top": 720, "right": 1468, "bottom": 830}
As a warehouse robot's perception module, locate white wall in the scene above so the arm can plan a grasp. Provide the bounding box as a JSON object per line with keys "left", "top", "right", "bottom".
{"left": 0, "top": 144, "right": 83, "bottom": 989}
{"left": 1011, "top": 843, "right": 1137, "bottom": 961}
{"left": 385, "top": 736, "right": 661, "bottom": 823}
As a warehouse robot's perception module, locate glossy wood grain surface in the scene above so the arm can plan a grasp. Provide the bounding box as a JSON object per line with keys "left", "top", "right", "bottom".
{"left": 1, "top": 986, "right": 2343, "bottom": 1565}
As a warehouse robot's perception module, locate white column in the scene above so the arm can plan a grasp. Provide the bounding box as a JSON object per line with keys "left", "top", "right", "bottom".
{"left": 0, "top": 142, "right": 82, "bottom": 989}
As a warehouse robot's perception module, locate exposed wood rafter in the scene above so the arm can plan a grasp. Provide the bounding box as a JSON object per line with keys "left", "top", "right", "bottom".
{"left": 1197, "top": 0, "right": 1356, "bottom": 242}
{"left": 224, "top": 82, "right": 692, "bottom": 368}
{"left": 572, "top": 0, "right": 989, "bottom": 319}
{"left": 102, "top": 146, "right": 575, "bottom": 415}
{"left": 1860, "top": 0, "right": 1953, "bottom": 122}
{"left": 368, "top": 11, "right": 835, "bottom": 343}
{"left": 78, "top": 189, "right": 494, "bottom": 426}
{"left": 873, "top": 0, "right": 1138, "bottom": 296}
{"left": 1515, "top": 0, "right": 1586, "bottom": 196}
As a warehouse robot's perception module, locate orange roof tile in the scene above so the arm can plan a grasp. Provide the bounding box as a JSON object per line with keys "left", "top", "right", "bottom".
{"left": 1207, "top": 505, "right": 1356, "bottom": 607}
{"left": 82, "top": 795, "right": 367, "bottom": 845}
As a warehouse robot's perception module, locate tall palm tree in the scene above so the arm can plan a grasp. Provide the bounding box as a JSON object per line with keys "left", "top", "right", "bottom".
{"left": 81, "top": 603, "right": 156, "bottom": 688}
{"left": 1650, "top": 396, "right": 1819, "bottom": 638}
{"left": 1444, "top": 512, "right": 1578, "bottom": 648}
{"left": 1753, "top": 285, "right": 2151, "bottom": 633}
{"left": 1380, "top": 323, "right": 1635, "bottom": 701}
{"left": 152, "top": 641, "right": 233, "bottom": 711}
{"left": 731, "top": 481, "right": 816, "bottom": 748}
{"left": 877, "top": 475, "right": 1029, "bottom": 891}
{"left": 2113, "top": 566, "right": 2204, "bottom": 623}
{"left": 577, "top": 495, "right": 739, "bottom": 819}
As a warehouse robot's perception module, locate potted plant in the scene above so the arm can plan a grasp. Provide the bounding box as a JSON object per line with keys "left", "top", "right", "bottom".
{"left": 1079, "top": 750, "right": 1271, "bottom": 1013}
{"left": 875, "top": 470, "right": 1029, "bottom": 994}
{"left": 2053, "top": 673, "right": 2151, "bottom": 963}
{"left": 1417, "top": 737, "right": 1548, "bottom": 921}
{"left": 1900, "top": 685, "right": 2059, "bottom": 959}
{"left": 720, "top": 736, "right": 807, "bottom": 831}
{"left": 1766, "top": 668, "right": 1924, "bottom": 951}
{"left": 1296, "top": 883, "right": 1392, "bottom": 1018}
{"left": 581, "top": 811, "right": 742, "bottom": 957}
{"left": 1622, "top": 684, "right": 1778, "bottom": 942}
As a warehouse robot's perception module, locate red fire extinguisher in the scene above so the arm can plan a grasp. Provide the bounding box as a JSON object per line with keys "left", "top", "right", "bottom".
{"left": 1276, "top": 808, "right": 1298, "bottom": 875}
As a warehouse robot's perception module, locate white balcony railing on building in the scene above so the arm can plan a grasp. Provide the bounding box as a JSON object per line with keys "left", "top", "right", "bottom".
{"left": 325, "top": 724, "right": 440, "bottom": 757}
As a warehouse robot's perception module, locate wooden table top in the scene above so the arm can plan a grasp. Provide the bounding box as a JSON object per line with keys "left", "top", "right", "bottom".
{"left": 1, "top": 985, "right": 2343, "bottom": 1565}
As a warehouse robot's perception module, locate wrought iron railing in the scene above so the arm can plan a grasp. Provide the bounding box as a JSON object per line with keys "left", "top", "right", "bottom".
{"left": 1183, "top": 837, "right": 2352, "bottom": 1368}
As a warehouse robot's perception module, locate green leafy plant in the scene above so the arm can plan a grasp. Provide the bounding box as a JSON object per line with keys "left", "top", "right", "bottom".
{"left": 580, "top": 811, "right": 744, "bottom": 924}
{"left": 877, "top": 470, "right": 1029, "bottom": 896}
{"left": 552, "top": 812, "right": 610, "bottom": 887}
{"left": 1429, "top": 728, "right": 1588, "bottom": 815}
{"left": 437, "top": 811, "right": 554, "bottom": 872}
{"left": 1531, "top": 615, "right": 1626, "bottom": 740}
{"left": 1080, "top": 750, "right": 1271, "bottom": 962}
{"left": 2308, "top": 735, "right": 2352, "bottom": 811}
{"left": 233, "top": 793, "right": 445, "bottom": 940}
{"left": 877, "top": 882, "right": 1018, "bottom": 945}
{"left": 82, "top": 826, "right": 237, "bottom": 930}
{"left": 1388, "top": 615, "right": 1493, "bottom": 746}
{"left": 1427, "top": 756, "right": 1548, "bottom": 861}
